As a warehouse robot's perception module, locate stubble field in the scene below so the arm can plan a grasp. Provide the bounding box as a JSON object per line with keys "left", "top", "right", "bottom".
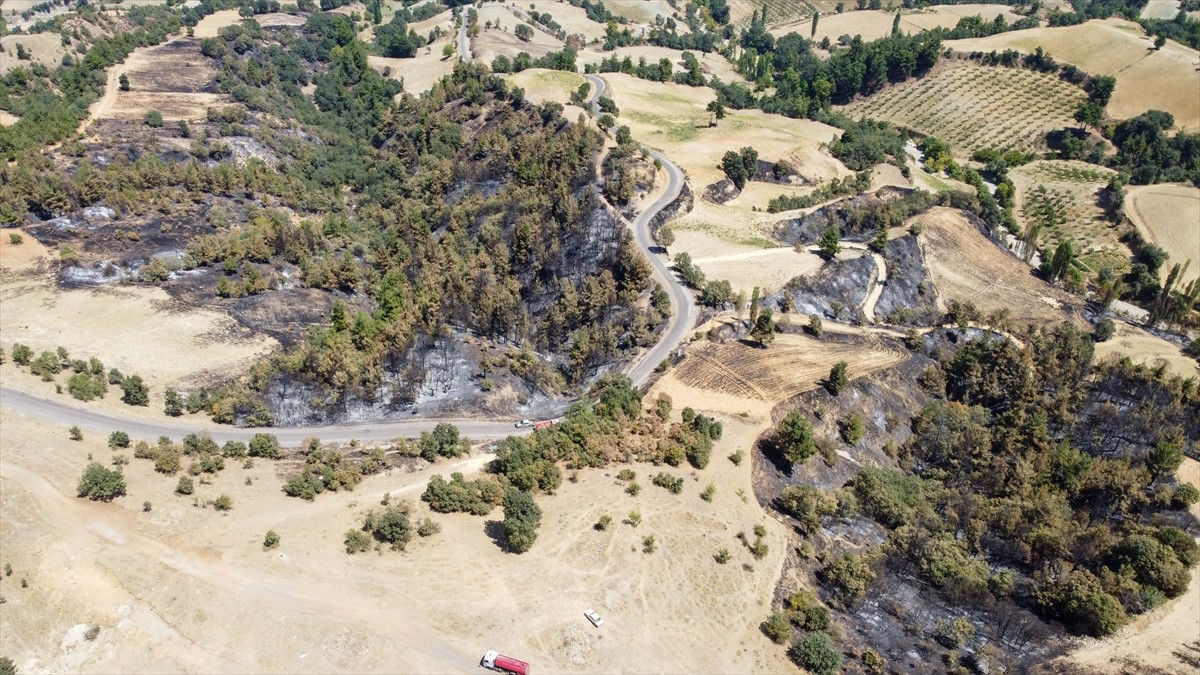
{"left": 1124, "top": 183, "right": 1200, "bottom": 285}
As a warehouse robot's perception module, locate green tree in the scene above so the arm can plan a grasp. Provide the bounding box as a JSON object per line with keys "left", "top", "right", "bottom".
{"left": 751, "top": 308, "right": 776, "bottom": 346}
{"left": 419, "top": 423, "right": 468, "bottom": 461}
{"left": 706, "top": 97, "right": 726, "bottom": 126}
{"left": 119, "top": 73, "right": 130, "bottom": 91}
{"left": 120, "top": 376, "right": 149, "bottom": 406}
{"left": 808, "top": 314, "right": 823, "bottom": 337}
{"left": 364, "top": 505, "right": 412, "bottom": 550}
{"left": 164, "top": 388, "right": 183, "bottom": 416}
{"left": 777, "top": 411, "right": 818, "bottom": 467}
{"left": 143, "top": 110, "right": 164, "bottom": 128}
{"left": 788, "top": 632, "right": 842, "bottom": 675}
{"left": 1147, "top": 440, "right": 1184, "bottom": 478}
{"left": 721, "top": 150, "right": 750, "bottom": 189}
{"left": 811, "top": 10, "right": 820, "bottom": 37}
{"left": 657, "top": 225, "right": 675, "bottom": 250}
{"left": 1094, "top": 318, "right": 1116, "bottom": 342}
{"left": 503, "top": 488, "right": 542, "bottom": 553}
{"left": 1, "top": 655, "right": 16, "bottom": 675}
{"left": 828, "top": 361, "right": 849, "bottom": 395}
{"left": 817, "top": 225, "right": 841, "bottom": 259}
{"left": 77, "top": 463, "right": 126, "bottom": 501}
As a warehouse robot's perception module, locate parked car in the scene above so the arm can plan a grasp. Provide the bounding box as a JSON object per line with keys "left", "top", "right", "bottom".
{"left": 514, "top": 419, "right": 533, "bottom": 428}
{"left": 584, "top": 610, "right": 603, "bottom": 627}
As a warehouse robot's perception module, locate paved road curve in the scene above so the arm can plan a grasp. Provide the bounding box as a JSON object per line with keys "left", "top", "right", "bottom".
{"left": 0, "top": 76, "right": 694, "bottom": 445}
{"left": 458, "top": 18, "right": 471, "bottom": 63}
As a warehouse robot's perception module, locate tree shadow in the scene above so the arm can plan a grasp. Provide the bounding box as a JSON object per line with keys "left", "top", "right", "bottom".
{"left": 758, "top": 434, "right": 792, "bottom": 476}
{"left": 484, "top": 520, "right": 510, "bottom": 552}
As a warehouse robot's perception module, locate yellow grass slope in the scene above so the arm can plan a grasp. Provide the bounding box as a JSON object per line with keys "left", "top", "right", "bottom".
{"left": 948, "top": 18, "right": 1200, "bottom": 131}
{"left": 770, "top": 4, "right": 1021, "bottom": 42}
{"left": 1125, "top": 183, "right": 1200, "bottom": 285}
{"left": 915, "top": 207, "right": 1086, "bottom": 325}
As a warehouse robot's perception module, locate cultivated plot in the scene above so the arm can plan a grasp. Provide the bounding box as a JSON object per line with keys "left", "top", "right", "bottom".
{"left": 841, "top": 61, "right": 1085, "bottom": 156}
{"left": 1125, "top": 183, "right": 1200, "bottom": 285}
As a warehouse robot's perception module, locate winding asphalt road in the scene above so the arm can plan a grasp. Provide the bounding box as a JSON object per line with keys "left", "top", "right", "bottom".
{"left": 457, "top": 18, "right": 471, "bottom": 63}
{"left": 0, "top": 75, "right": 694, "bottom": 446}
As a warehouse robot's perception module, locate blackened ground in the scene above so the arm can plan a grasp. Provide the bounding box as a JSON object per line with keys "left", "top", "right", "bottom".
{"left": 873, "top": 234, "right": 942, "bottom": 326}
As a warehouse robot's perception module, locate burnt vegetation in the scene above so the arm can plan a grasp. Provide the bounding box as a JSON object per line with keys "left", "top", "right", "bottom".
{"left": 2, "top": 14, "right": 663, "bottom": 424}
{"left": 761, "top": 325, "right": 1200, "bottom": 670}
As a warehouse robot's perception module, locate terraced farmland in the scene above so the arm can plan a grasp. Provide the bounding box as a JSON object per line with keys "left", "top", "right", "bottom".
{"left": 841, "top": 62, "right": 1086, "bottom": 156}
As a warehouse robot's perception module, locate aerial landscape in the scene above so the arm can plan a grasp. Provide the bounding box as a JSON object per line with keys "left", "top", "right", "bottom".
{"left": 0, "top": 0, "right": 1197, "bottom": 672}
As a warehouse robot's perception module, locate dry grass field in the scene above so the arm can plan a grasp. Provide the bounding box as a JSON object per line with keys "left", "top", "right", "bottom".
{"left": 0, "top": 32, "right": 69, "bottom": 74}
{"left": 522, "top": 0, "right": 609, "bottom": 40}
{"left": 0, "top": 233, "right": 277, "bottom": 410}
{"left": 1093, "top": 321, "right": 1200, "bottom": 378}
{"left": 597, "top": 0, "right": 680, "bottom": 26}
{"left": 576, "top": 45, "right": 748, "bottom": 85}
{"left": 105, "top": 37, "right": 226, "bottom": 122}
{"left": 472, "top": 4, "right": 564, "bottom": 65}
{"left": 915, "top": 207, "right": 1086, "bottom": 325}
{"left": 693, "top": 247, "right": 827, "bottom": 296}
{"left": 1008, "top": 160, "right": 1127, "bottom": 274}
{"left": 841, "top": 61, "right": 1085, "bottom": 156}
{"left": 769, "top": 4, "right": 1021, "bottom": 41}
{"left": 1125, "top": 184, "right": 1200, "bottom": 285}
{"left": 192, "top": 9, "right": 242, "bottom": 38}
{"left": 948, "top": 18, "right": 1200, "bottom": 131}
{"left": 0, "top": 401, "right": 795, "bottom": 674}
{"left": 659, "top": 331, "right": 909, "bottom": 417}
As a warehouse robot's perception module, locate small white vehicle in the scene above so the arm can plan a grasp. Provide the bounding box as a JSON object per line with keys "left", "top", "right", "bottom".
{"left": 584, "top": 610, "right": 603, "bottom": 627}
{"left": 514, "top": 419, "right": 533, "bottom": 428}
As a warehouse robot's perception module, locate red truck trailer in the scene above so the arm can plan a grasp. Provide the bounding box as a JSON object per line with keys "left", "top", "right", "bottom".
{"left": 533, "top": 418, "right": 562, "bottom": 430}
{"left": 481, "top": 650, "right": 530, "bottom": 675}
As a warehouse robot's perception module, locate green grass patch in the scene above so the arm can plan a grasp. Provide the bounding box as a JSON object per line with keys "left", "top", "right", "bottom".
{"left": 627, "top": 110, "right": 703, "bottom": 142}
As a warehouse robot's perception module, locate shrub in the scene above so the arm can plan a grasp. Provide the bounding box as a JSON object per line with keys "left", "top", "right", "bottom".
{"left": 617, "top": 469, "right": 636, "bottom": 481}
{"left": 222, "top": 441, "right": 248, "bottom": 458}
{"left": 213, "top": 494, "right": 233, "bottom": 511}
{"left": 264, "top": 530, "right": 280, "bottom": 549}
{"left": 422, "top": 473, "right": 504, "bottom": 515}
{"left": 120, "top": 376, "right": 149, "bottom": 406}
{"left": 701, "top": 484, "right": 716, "bottom": 502}
{"left": 417, "top": 518, "right": 441, "bottom": 537}
{"left": 77, "top": 463, "right": 126, "bottom": 501}
{"left": 626, "top": 510, "right": 642, "bottom": 527}
{"left": 143, "top": 110, "right": 164, "bottom": 127}
{"left": 68, "top": 372, "right": 106, "bottom": 401}
{"left": 715, "top": 548, "right": 731, "bottom": 564}
{"left": 642, "top": 534, "right": 657, "bottom": 553}
{"left": 751, "top": 540, "right": 769, "bottom": 560}
{"left": 626, "top": 481, "right": 641, "bottom": 496}
{"left": 155, "top": 447, "right": 182, "bottom": 474}
{"left": 842, "top": 415, "right": 865, "bottom": 444}
{"left": 418, "top": 422, "right": 468, "bottom": 461}
{"left": 11, "top": 344, "right": 33, "bottom": 366}
{"left": 1094, "top": 318, "right": 1116, "bottom": 342}
{"left": 9, "top": 233, "right": 23, "bottom": 245}
{"left": 142, "top": 500, "right": 152, "bottom": 512}
{"left": 729, "top": 449, "right": 745, "bottom": 465}
{"left": 820, "top": 551, "right": 879, "bottom": 606}
{"left": 344, "top": 529, "right": 372, "bottom": 554}
{"left": 248, "top": 433, "right": 282, "bottom": 458}
{"left": 763, "top": 612, "right": 792, "bottom": 644}
{"left": 69, "top": 426, "right": 83, "bottom": 441}
{"left": 777, "top": 411, "right": 818, "bottom": 467}
{"left": 175, "top": 475, "right": 194, "bottom": 495}
{"left": 788, "top": 632, "right": 842, "bottom": 675}
{"left": 595, "top": 515, "right": 613, "bottom": 531}
{"left": 652, "top": 472, "right": 684, "bottom": 494}
{"left": 108, "top": 431, "right": 130, "bottom": 448}
{"left": 363, "top": 505, "right": 412, "bottom": 550}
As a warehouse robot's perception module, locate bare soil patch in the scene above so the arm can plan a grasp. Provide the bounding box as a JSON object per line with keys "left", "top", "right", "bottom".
{"left": 1093, "top": 321, "right": 1200, "bottom": 378}
{"left": 1125, "top": 183, "right": 1200, "bottom": 285}
{"left": 915, "top": 207, "right": 1086, "bottom": 325}
{"left": 948, "top": 18, "right": 1200, "bottom": 131}
{"left": 693, "top": 246, "right": 827, "bottom": 296}
{"left": 192, "top": 9, "right": 243, "bottom": 38}
{"left": 842, "top": 60, "right": 1085, "bottom": 156}
{"left": 506, "top": 68, "right": 587, "bottom": 106}
{"left": 105, "top": 36, "right": 228, "bottom": 122}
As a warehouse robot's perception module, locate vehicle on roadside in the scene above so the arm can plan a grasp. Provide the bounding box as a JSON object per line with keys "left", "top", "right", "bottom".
{"left": 514, "top": 419, "right": 533, "bottom": 428}
{"left": 481, "top": 650, "right": 530, "bottom": 675}
{"left": 584, "top": 609, "right": 603, "bottom": 627}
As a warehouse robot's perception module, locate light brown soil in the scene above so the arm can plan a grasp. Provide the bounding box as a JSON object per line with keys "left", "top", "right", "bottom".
{"left": 192, "top": 9, "right": 243, "bottom": 38}
{"left": 692, "top": 247, "right": 827, "bottom": 297}
{"left": 0, "top": 233, "right": 278, "bottom": 410}
{"left": 595, "top": 0, "right": 678, "bottom": 26}
{"left": 1125, "top": 183, "right": 1200, "bottom": 285}
{"left": 949, "top": 18, "right": 1200, "bottom": 132}
{"left": 769, "top": 4, "right": 1021, "bottom": 42}
{"left": 916, "top": 207, "right": 1086, "bottom": 325}
{"left": 1093, "top": 320, "right": 1200, "bottom": 378}
{"left": 0, "top": 403, "right": 794, "bottom": 673}
{"left": 505, "top": 68, "right": 587, "bottom": 107}
{"left": 522, "top": 0, "right": 610, "bottom": 40}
